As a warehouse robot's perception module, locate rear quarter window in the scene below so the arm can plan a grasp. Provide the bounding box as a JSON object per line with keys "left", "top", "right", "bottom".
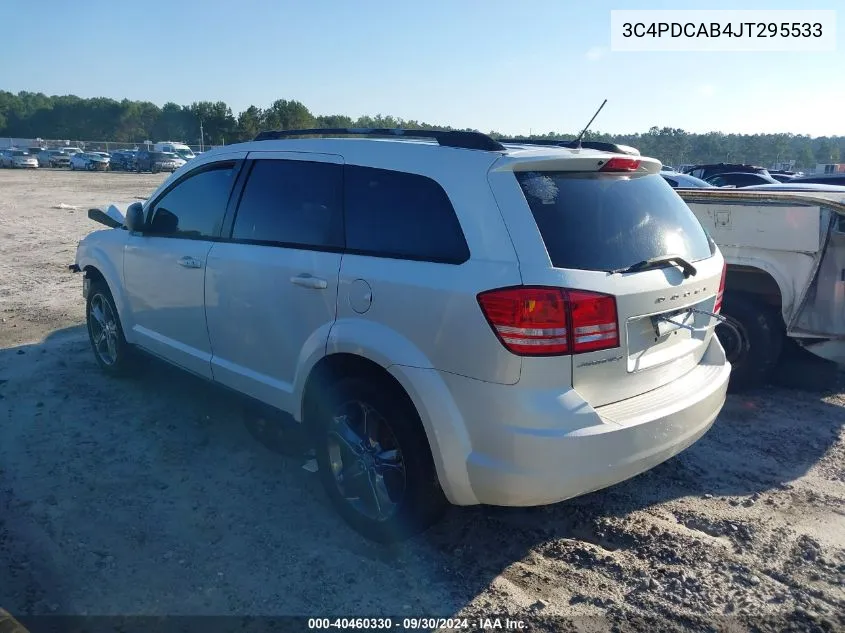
{"left": 343, "top": 165, "right": 469, "bottom": 264}
{"left": 515, "top": 171, "right": 713, "bottom": 272}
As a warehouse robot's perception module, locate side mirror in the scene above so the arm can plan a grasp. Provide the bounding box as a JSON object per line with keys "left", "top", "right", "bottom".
{"left": 125, "top": 202, "right": 146, "bottom": 232}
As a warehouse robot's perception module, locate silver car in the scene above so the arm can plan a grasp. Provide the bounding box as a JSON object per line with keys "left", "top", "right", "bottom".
{"left": 5, "top": 149, "right": 39, "bottom": 169}
{"left": 73, "top": 130, "right": 730, "bottom": 542}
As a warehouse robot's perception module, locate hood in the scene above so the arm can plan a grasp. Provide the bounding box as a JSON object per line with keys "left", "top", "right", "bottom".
{"left": 87, "top": 203, "right": 128, "bottom": 229}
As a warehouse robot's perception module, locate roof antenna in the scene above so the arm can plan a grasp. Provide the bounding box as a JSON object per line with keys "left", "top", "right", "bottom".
{"left": 572, "top": 99, "right": 607, "bottom": 149}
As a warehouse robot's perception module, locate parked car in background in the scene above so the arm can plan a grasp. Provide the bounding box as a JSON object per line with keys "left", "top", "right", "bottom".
{"left": 683, "top": 163, "right": 770, "bottom": 180}
{"left": 74, "top": 129, "right": 730, "bottom": 542}
{"left": 0, "top": 149, "right": 12, "bottom": 167}
{"left": 70, "top": 152, "right": 110, "bottom": 171}
{"left": 36, "top": 149, "right": 69, "bottom": 168}
{"left": 109, "top": 150, "right": 138, "bottom": 171}
{"left": 135, "top": 150, "right": 183, "bottom": 173}
{"left": 3, "top": 149, "right": 39, "bottom": 169}
{"left": 661, "top": 171, "right": 714, "bottom": 188}
{"left": 62, "top": 147, "right": 85, "bottom": 157}
{"left": 788, "top": 173, "right": 845, "bottom": 187}
{"left": 705, "top": 172, "right": 779, "bottom": 188}
{"left": 769, "top": 170, "right": 799, "bottom": 182}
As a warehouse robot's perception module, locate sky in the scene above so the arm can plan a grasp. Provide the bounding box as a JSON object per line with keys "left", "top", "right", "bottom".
{"left": 1, "top": 0, "right": 843, "bottom": 136}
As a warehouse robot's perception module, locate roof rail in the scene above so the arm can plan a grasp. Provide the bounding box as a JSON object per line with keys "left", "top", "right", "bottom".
{"left": 498, "top": 138, "right": 640, "bottom": 156}
{"left": 252, "top": 128, "right": 506, "bottom": 152}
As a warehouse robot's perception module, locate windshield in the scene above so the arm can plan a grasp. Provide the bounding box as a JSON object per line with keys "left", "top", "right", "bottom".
{"left": 176, "top": 149, "right": 194, "bottom": 158}
{"left": 11, "top": 150, "right": 27, "bottom": 156}
{"left": 515, "top": 171, "right": 713, "bottom": 272}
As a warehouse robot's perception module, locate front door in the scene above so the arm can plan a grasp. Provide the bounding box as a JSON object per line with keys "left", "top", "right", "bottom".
{"left": 123, "top": 157, "right": 244, "bottom": 378}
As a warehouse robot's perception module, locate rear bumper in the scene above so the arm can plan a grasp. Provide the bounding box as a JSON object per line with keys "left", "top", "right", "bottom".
{"left": 422, "top": 336, "right": 730, "bottom": 506}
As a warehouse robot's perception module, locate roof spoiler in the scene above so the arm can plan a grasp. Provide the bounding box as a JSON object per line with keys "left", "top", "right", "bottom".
{"left": 497, "top": 138, "right": 640, "bottom": 156}
{"left": 253, "top": 128, "right": 506, "bottom": 152}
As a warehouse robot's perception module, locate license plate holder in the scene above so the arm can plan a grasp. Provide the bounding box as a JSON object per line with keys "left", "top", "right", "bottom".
{"left": 652, "top": 309, "right": 693, "bottom": 337}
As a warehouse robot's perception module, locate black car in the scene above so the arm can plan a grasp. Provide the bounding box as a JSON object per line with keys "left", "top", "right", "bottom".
{"left": 682, "top": 163, "right": 770, "bottom": 180}
{"left": 787, "top": 173, "right": 845, "bottom": 186}
{"left": 110, "top": 150, "right": 138, "bottom": 171}
{"left": 705, "top": 172, "right": 779, "bottom": 188}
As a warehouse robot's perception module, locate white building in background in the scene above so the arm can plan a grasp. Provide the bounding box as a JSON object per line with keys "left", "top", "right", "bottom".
{"left": 814, "top": 163, "right": 845, "bottom": 174}
{"left": 770, "top": 160, "right": 796, "bottom": 171}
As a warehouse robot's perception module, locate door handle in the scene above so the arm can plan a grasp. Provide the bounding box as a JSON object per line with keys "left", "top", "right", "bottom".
{"left": 290, "top": 274, "right": 328, "bottom": 290}
{"left": 177, "top": 256, "right": 202, "bottom": 269}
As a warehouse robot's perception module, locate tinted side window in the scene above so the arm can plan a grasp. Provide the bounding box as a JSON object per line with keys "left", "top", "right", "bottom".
{"left": 148, "top": 162, "right": 237, "bottom": 238}
{"left": 232, "top": 159, "right": 343, "bottom": 249}
{"left": 343, "top": 165, "right": 469, "bottom": 263}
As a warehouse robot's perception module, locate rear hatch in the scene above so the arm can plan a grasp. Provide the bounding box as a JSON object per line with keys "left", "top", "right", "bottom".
{"left": 485, "top": 152, "right": 725, "bottom": 407}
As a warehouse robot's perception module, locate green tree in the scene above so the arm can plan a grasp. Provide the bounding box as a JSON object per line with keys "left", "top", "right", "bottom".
{"left": 236, "top": 106, "right": 265, "bottom": 140}
{"left": 797, "top": 146, "right": 816, "bottom": 169}
{"left": 263, "top": 99, "right": 314, "bottom": 131}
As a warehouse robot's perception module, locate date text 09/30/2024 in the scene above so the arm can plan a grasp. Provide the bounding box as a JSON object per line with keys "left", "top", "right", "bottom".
{"left": 307, "top": 617, "right": 528, "bottom": 630}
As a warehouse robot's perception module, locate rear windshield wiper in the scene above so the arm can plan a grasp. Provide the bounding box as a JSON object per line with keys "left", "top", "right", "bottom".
{"left": 611, "top": 255, "right": 697, "bottom": 278}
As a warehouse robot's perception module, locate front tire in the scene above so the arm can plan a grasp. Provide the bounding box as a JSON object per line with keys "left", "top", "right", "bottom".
{"left": 314, "top": 376, "right": 448, "bottom": 543}
{"left": 86, "top": 281, "right": 135, "bottom": 376}
{"left": 717, "top": 292, "right": 783, "bottom": 392}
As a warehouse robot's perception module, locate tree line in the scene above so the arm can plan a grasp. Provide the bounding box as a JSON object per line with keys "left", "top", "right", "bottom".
{"left": 1, "top": 90, "right": 842, "bottom": 168}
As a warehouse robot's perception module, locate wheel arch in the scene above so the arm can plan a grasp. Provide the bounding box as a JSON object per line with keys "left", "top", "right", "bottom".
{"left": 723, "top": 258, "right": 789, "bottom": 325}
{"left": 299, "top": 352, "right": 474, "bottom": 505}
{"left": 79, "top": 256, "right": 132, "bottom": 335}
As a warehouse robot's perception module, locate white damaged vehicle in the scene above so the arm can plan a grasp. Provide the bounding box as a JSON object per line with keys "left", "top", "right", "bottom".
{"left": 677, "top": 187, "right": 845, "bottom": 390}
{"left": 72, "top": 129, "right": 730, "bottom": 541}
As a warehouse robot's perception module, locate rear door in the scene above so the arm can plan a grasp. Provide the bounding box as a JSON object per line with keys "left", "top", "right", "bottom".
{"left": 489, "top": 160, "right": 724, "bottom": 407}
{"left": 204, "top": 152, "right": 344, "bottom": 412}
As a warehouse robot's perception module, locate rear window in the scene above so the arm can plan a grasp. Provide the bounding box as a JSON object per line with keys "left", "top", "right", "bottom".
{"left": 515, "top": 171, "right": 713, "bottom": 272}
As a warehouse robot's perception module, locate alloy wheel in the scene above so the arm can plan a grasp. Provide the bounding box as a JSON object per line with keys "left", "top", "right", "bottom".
{"left": 327, "top": 400, "right": 406, "bottom": 522}
{"left": 89, "top": 294, "right": 119, "bottom": 366}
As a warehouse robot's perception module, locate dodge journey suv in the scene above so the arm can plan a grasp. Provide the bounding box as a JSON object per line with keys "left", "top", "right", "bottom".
{"left": 74, "top": 128, "right": 730, "bottom": 542}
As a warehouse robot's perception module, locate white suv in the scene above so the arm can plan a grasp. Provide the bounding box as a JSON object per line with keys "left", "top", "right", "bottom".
{"left": 73, "top": 129, "right": 730, "bottom": 542}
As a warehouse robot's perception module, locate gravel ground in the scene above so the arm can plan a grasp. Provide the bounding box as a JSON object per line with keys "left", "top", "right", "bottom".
{"left": 0, "top": 169, "right": 843, "bottom": 632}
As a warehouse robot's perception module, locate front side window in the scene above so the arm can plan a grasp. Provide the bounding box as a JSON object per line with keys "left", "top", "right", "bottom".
{"left": 232, "top": 159, "right": 343, "bottom": 249}
{"left": 147, "top": 162, "right": 237, "bottom": 238}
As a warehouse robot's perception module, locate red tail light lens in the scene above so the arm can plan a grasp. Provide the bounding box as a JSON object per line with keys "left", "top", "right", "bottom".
{"left": 714, "top": 262, "right": 727, "bottom": 313}
{"left": 568, "top": 290, "right": 620, "bottom": 352}
{"left": 477, "top": 287, "right": 619, "bottom": 356}
{"left": 477, "top": 287, "right": 569, "bottom": 355}
{"left": 599, "top": 157, "right": 641, "bottom": 172}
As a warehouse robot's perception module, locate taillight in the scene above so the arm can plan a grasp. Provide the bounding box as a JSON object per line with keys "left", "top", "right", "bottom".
{"left": 477, "top": 287, "right": 619, "bottom": 356}
{"left": 600, "top": 157, "right": 641, "bottom": 172}
{"left": 568, "top": 290, "right": 620, "bottom": 352}
{"left": 714, "top": 262, "right": 727, "bottom": 313}
{"left": 477, "top": 287, "right": 569, "bottom": 355}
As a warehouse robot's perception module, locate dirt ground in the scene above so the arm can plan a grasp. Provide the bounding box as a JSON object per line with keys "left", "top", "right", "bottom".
{"left": 0, "top": 169, "right": 843, "bottom": 632}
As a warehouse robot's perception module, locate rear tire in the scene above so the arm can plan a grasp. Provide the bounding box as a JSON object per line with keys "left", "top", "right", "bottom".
{"left": 314, "top": 375, "right": 448, "bottom": 543}
{"left": 717, "top": 292, "right": 783, "bottom": 392}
